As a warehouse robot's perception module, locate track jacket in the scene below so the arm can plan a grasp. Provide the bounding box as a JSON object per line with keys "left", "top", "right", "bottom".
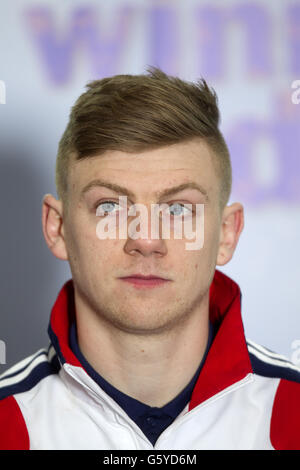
{"left": 0, "top": 269, "right": 299, "bottom": 450}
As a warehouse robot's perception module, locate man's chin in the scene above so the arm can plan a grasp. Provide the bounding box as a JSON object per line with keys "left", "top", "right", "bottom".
{"left": 104, "top": 303, "right": 189, "bottom": 336}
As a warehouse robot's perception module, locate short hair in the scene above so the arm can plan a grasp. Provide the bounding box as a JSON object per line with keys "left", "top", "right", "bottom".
{"left": 56, "top": 66, "right": 232, "bottom": 212}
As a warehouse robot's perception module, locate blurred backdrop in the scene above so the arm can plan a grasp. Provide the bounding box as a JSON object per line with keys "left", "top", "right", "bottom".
{"left": 0, "top": 0, "right": 300, "bottom": 371}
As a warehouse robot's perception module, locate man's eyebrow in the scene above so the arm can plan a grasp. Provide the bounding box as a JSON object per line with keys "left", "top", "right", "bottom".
{"left": 80, "top": 179, "right": 136, "bottom": 200}
{"left": 157, "top": 182, "right": 208, "bottom": 201}
{"left": 80, "top": 179, "right": 209, "bottom": 201}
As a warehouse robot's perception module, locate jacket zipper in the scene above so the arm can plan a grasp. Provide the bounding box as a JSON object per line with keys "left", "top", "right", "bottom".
{"left": 64, "top": 364, "right": 254, "bottom": 449}
{"left": 154, "top": 373, "right": 254, "bottom": 447}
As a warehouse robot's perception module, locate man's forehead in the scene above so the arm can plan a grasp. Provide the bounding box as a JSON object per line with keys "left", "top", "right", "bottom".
{"left": 68, "top": 140, "right": 216, "bottom": 200}
{"left": 76, "top": 140, "right": 211, "bottom": 168}
{"left": 71, "top": 139, "right": 213, "bottom": 172}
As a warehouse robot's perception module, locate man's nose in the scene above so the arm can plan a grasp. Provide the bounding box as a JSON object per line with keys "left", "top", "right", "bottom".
{"left": 123, "top": 204, "right": 168, "bottom": 257}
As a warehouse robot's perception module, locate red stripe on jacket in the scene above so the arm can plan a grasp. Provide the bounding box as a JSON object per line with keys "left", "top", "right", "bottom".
{"left": 270, "top": 379, "right": 300, "bottom": 450}
{"left": 0, "top": 396, "right": 29, "bottom": 450}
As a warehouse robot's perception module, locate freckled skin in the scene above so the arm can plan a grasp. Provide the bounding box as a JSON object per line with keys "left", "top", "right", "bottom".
{"left": 61, "top": 141, "right": 223, "bottom": 335}
{"left": 42, "top": 138, "right": 244, "bottom": 406}
{"left": 60, "top": 140, "right": 226, "bottom": 336}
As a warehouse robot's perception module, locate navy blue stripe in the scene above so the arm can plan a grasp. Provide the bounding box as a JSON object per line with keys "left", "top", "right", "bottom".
{"left": 0, "top": 350, "right": 48, "bottom": 382}
{"left": 248, "top": 351, "right": 300, "bottom": 384}
{"left": 47, "top": 323, "right": 66, "bottom": 366}
{"left": 0, "top": 354, "right": 61, "bottom": 401}
{"left": 247, "top": 341, "right": 291, "bottom": 365}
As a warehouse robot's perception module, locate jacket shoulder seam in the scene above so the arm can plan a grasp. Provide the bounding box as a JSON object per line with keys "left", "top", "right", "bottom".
{"left": 0, "top": 344, "right": 61, "bottom": 400}
{"left": 246, "top": 338, "right": 300, "bottom": 383}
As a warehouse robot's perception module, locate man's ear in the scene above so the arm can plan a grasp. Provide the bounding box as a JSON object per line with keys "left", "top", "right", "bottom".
{"left": 216, "top": 202, "right": 244, "bottom": 266}
{"left": 42, "top": 193, "right": 68, "bottom": 261}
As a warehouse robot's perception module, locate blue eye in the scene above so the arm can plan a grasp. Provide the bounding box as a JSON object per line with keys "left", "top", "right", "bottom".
{"left": 95, "top": 201, "right": 193, "bottom": 217}
{"left": 166, "top": 203, "right": 192, "bottom": 217}
{"left": 96, "top": 200, "right": 119, "bottom": 215}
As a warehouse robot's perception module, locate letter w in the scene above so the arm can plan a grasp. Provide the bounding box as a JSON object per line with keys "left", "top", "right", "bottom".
{"left": 24, "top": 6, "right": 135, "bottom": 85}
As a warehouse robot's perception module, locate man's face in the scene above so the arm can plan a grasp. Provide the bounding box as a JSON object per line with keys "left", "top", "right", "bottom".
{"left": 62, "top": 139, "right": 224, "bottom": 334}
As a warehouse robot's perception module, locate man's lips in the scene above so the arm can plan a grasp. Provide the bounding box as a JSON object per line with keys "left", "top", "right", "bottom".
{"left": 121, "top": 274, "right": 169, "bottom": 280}
{"left": 118, "top": 274, "right": 171, "bottom": 288}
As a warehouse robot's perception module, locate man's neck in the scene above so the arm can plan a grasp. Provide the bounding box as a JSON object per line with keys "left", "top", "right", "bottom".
{"left": 74, "top": 292, "right": 210, "bottom": 408}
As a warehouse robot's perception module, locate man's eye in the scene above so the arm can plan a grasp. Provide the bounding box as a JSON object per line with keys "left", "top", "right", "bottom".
{"left": 96, "top": 201, "right": 120, "bottom": 216}
{"left": 165, "top": 203, "right": 193, "bottom": 217}
{"left": 95, "top": 201, "right": 193, "bottom": 217}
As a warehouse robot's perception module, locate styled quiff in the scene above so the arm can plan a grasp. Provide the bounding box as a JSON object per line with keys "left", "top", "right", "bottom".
{"left": 56, "top": 66, "right": 232, "bottom": 211}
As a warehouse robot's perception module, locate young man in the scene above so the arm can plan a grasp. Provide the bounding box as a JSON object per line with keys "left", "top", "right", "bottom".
{"left": 0, "top": 67, "right": 299, "bottom": 450}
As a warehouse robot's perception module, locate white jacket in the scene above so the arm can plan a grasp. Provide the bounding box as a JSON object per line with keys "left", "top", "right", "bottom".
{"left": 0, "top": 269, "right": 299, "bottom": 450}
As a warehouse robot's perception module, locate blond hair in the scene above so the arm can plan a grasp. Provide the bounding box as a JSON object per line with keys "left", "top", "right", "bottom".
{"left": 56, "top": 66, "right": 232, "bottom": 211}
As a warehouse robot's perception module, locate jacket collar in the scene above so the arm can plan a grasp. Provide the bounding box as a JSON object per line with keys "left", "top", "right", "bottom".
{"left": 48, "top": 269, "right": 253, "bottom": 410}
{"left": 188, "top": 269, "right": 253, "bottom": 410}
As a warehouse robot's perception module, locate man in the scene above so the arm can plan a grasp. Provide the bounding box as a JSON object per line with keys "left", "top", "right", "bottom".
{"left": 0, "top": 67, "right": 299, "bottom": 450}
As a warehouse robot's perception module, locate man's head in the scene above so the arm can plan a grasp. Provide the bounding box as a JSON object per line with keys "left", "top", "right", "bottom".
{"left": 42, "top": 67, "right": 244, "bottom": 334}
{"left": 56, "top": 66, "right": 232, "bottom": 215}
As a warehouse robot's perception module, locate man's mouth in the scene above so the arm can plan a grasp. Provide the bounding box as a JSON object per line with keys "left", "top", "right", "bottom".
{"left": 118, "top": 274, "right": 171, "bottom": 289}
